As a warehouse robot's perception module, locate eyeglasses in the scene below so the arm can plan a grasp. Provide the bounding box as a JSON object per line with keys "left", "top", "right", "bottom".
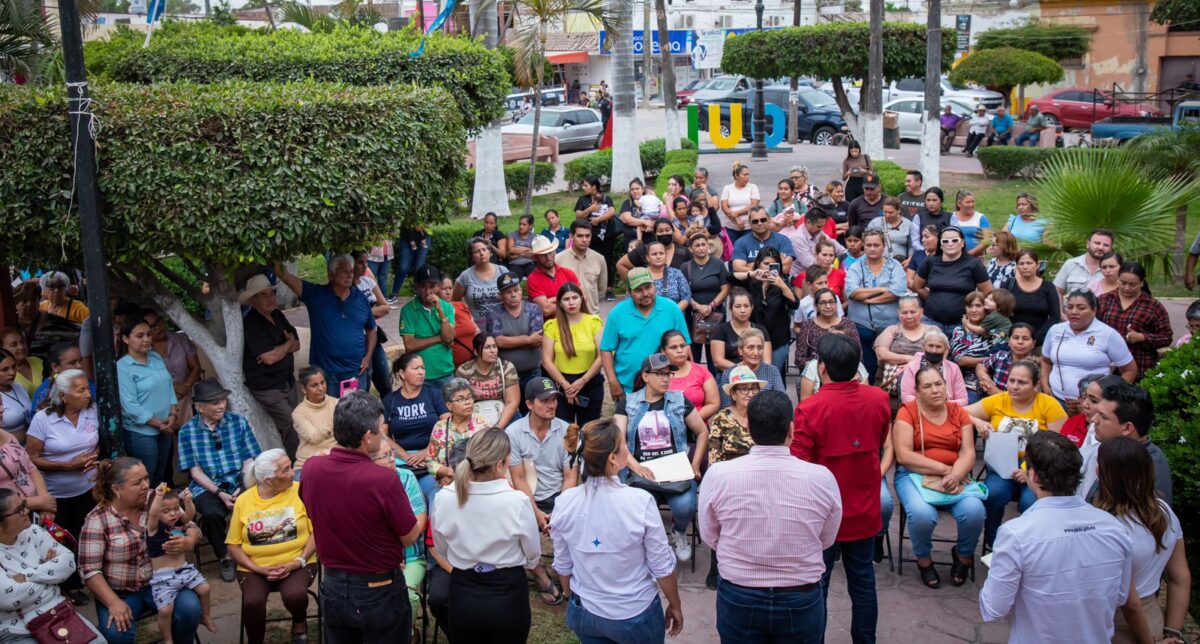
{"left": 645, "top": 370, "right": 672, "bottom": 379}
{"left": 0, "top": 500, "right": 28, "bottom": 519}
{"left": 448, "top": 396, "right": 474, "bottom": 405}
{"left": 731, "top": 386, "right": 759, "bottom": 395}
{"left": 817, "top": 300, "right": 837, "bottom": 306}
{"left": 750, "top": 218, "right": 769, "bottom": 224}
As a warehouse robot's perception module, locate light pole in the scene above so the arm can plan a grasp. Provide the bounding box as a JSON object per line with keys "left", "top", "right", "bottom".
{"left": 750, "top": 0, "right": 768, "bottom": 159}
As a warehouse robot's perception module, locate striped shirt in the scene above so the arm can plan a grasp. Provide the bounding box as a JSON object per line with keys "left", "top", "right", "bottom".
{"left": 699, "top": 445, "right": 842, "bottom": 587}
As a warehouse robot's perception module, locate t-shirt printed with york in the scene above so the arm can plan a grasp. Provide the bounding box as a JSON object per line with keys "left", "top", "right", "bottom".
{"left": 246, "top": 505, "right": 299, "bottom": 547}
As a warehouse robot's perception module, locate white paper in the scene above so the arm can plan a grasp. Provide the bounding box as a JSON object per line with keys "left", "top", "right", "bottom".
{"left": 985, "top": 432, "right": 1021, "bottom": 480}
{"left": 981, "top": 553, "right": 994, "bottom": 568}
{"left": 641, "top": 452, "right": 695, "bottom": 483}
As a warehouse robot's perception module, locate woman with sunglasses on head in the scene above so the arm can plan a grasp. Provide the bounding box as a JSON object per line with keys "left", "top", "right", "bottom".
{"left": 911, "top": 226, "right": 993, "bottom": 335}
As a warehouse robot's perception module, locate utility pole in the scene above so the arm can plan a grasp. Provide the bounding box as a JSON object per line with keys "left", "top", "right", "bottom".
{"left": 920, "top": 0, "right": 942, "bottom": 187}
{"left": 750, "top": 0, "right": 767, "bottom": 159}
{"left": 56, "top": 0, "right": 123, "bottom": 458}
{"left": 788, "top": 0, "right": 801, "bottom": 145}
{"left": 863, "top": 0, "right": 884, "bottom": 158}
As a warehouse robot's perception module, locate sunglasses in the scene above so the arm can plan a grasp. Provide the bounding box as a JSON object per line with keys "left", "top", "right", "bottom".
{"left": 210, "top": 432, "right": 223, "bottom": 451}
{"left": 750, "top": 218, "right": 769, "bottom": 224}
{"left": 941, "top": 238, "right": 963, "bottom": 245}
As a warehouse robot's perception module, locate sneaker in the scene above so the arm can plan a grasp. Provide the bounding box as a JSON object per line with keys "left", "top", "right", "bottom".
{"left": 672, "top": 530, "right": 692, "bottom": 563}
{"left": 605, "top": 291, "right": 615, "bottom": 302}
{"left": 220, "top": 555, "right": 236, "bottom": 582}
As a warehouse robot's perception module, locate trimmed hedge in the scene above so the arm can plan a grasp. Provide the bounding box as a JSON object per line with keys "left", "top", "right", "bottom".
{"left": 976, "top": 146, "right": 1111, "bottom": 180}
{"left": 563, "top": 138, "right": 695, "bottom": 189}
{"left": 464, "top": 162, "right": 557, "bottom": 201}
{"left": 84, "top": 22, "right": 509, "bottom": 131}
{"left": 872, "top": 160, "right": 907, "bottom": 197}
{"left": 665, "top": 148, "right": 699, "bottom": 168}
{"left": 0, "top": 81, "right": 466, "bottom": 264}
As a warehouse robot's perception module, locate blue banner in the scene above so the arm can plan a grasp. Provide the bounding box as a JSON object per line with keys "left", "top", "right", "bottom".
{"left": 410, "top": 0, "right": 460, "bottom": 57}
{"left": 146, "top": 0, "right": 165, "bottom": 24}
{"left": 598, "top": 30, "right": 692, "bottom": 56}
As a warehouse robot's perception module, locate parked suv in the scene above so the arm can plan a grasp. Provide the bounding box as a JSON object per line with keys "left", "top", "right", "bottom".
{"left": 883, "top": 77, "right": 1004, "bottom": 112}
{"left": 1025, "top": 88, "right": 1162, "bottom": 129}
{"left": 696, "top": 86, "right": 848, "bottom": 145}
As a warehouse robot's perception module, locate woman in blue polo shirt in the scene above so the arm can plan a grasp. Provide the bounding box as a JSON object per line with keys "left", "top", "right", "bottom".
{"left": 116, "top": 315, "right": 177, "bottom": 488}
{"left": 382, "top": 353, "right": 449, "bottom": 501}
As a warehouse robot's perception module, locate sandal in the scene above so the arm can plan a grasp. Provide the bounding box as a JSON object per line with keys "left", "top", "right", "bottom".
{"left": 951, "top": 553, "right": 972, "bottom": 587}
{"left": 536, "top": 579, "right": 563, "bottom": 606}
{"left": 917, "top": 561, "right": 940, "bottom": 589}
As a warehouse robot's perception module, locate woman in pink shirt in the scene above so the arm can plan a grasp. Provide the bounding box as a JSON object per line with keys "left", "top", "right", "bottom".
{"left": 661, "top": 331, "right": 719, "bottom": 423}
{"left": 899, "top": 330, "right": 968, "bottom": 406}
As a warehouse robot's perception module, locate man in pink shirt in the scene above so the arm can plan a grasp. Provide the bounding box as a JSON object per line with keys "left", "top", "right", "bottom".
{"left": 699, "top": 390, "right": 842, "bottom": 642}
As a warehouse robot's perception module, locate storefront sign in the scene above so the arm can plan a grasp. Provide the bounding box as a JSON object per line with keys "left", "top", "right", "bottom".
{"left": 598, "top": 30, "right": 693, "bottom": 56}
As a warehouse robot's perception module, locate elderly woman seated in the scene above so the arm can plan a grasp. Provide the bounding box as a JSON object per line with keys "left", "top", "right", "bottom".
{"left": 899, "top": 330, "right": 968, "bottom": 406}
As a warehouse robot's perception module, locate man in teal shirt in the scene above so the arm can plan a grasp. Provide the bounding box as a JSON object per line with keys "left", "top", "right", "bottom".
{"left": 600, "top": 267, "right": 690, "bottom": 396}
{"left": 1015, "top": 105, "right": 1047, "bottom": 147}
{"left": 398, "top": 266, "right": 456, "bottom": 389}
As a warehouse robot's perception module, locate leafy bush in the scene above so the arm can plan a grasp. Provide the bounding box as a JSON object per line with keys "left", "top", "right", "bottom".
{"left": 949, "top": 48, "right": 1064, "bottom": 103}
{"left": 426, "top": 219, "right": 487, "bottom": 280}
{"left": 464, "top": 162, "right": 557, "bottom": 202}
{"left": 640, "top": 138, "right": 697, "bottom": 178}
{"left": 0, "top": 81, "right": 466, "bottom": 264}
{"left": 563, "top": 149, "right": 615, "bottom": 190}
{"left": 665, "top": 148, "right": 699, "bottom": 168}
{"left": 1143, "top": 340, "right": 1200, "bottom": 561}
{"left": 84, "top": 22, "right": 509, "bottom": 131}
{"left": 977, "top": 146, "right": 1056, "bottom": 180}
{"left": 872, "top": 160, "right": 907, "bottom": 196}
{"left": 974, "top": 21, "right": 1091, "bottom": 60}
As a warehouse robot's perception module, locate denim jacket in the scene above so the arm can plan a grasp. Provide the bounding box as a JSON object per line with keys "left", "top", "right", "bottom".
{"left": 621, "top": 389, "right": 689, "bottom": 483}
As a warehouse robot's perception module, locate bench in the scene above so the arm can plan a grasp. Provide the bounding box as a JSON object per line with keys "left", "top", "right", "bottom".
{"left": 466, "top": 133, "right": 560, "bottom": 168}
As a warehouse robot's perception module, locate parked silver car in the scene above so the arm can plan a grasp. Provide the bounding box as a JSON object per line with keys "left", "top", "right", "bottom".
{"left": 883, "top": 97, "right": 978, "bottom": 141}
{"left": 502, "top": 106, "right": 604, "bottom": 152}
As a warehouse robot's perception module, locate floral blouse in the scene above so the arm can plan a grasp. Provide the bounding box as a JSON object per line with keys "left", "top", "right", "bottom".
{"left": 708, "top": 408, "right": 754, "bottom": 464}
{"left": 793, "top": 316, "right": 861, "bottom": 372}
{"left": 426, "top": 414, "right": 491, "bottom": 477}
{"left": 653, "top": 267, "right": 692, "bottom": 305}
{"left": 950, "top": 325, "right": 991, "bottom": 392}
{"left": 986, "top": 258, "right": 1015, "bottom": 290}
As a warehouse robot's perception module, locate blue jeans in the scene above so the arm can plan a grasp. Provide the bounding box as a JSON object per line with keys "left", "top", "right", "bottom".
{"left": 368, "top": 259, "right": 391, "bottom": 297}
{"left": 567, "top": 594, "right": 665, "bottom": 644}
{"left": 655, "top": 481, "right": 697, "bottom": 534}
{"left": 515, "top": 368, "right": 543, "bottom": 416}
{"left": 97, "top": 587, "right": 201, "bottom": 644}
{"left": 856, "top": 324, "right": 880, "bottom": 385}
{"left": 123, "top": 431, "right": 172, "bottom": 489}
{"left": 321, "top": 568, "right": 411, "bottom": 644}
{"left": 880, "top": 479, "right": 893, "bottom": 537}
{"left": 392, "top": 240, "right": 429, "bottom": 297}
{"left": 983, "top": 470, "right": 1037, "bottom": 546}
{"left": 820, "top": 537, "right": 877, "bottom": 644}
{"left": 716, "top": 578, "right": 825, "bottom": 643}
{"left": 966, "top": 388, "right": 982, "bottom": 405}
{"left": 894, "top": 466, "right": 985, "bottom": 560}
{"left": 725, "top": 228, "right": 749, "bottom": 245}
{"left": 1014, "top": 129, "right": 1041, "bottom": 147}
{"left": 770, "top": 342, "right": 790, "bottom": 379}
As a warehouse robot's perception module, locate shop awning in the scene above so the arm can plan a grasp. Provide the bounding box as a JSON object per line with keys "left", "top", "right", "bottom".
{"left": 547, "top": 51, "right": 589, "bottom": 64}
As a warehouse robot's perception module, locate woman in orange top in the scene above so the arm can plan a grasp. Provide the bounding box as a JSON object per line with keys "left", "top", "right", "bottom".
{"left": 438, "top": 275, "right": 479, "bottom": 368}
{"left": 893, "top": 364, "right": 984, "bottom": 590}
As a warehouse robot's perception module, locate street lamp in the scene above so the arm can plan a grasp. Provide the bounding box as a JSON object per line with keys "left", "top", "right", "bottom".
{"left": 750, "top": 0, "right": 768, "bottom": 159}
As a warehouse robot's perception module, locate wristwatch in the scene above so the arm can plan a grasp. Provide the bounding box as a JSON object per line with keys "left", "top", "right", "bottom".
{"left": 295, "top": 557, "right": 307, "bottom": 569}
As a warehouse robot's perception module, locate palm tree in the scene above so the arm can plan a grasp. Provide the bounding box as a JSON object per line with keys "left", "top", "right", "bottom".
{"left": 1124, "top": 125, "right": 1200, "bottom": 273}
{"left": 610, "top": 0, "right": 642, "bottom": 191}
{"left": 654, "top": 0, "right": 679, "bottom": 151}
{"left": 508, "top": 0, "right": 622, "bottom": 215}
{"left": 1034, "top": 148, "right": 1194, "bottom": 279}
{"left": 469, "top": 0, "right": 510, "bottom": 219}
{"left": 0, "top": 0, "right": 55, "bottom": 82}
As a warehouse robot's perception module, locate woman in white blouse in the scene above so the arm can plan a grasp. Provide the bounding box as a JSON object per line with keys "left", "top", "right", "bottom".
{"left": 0, "top": 487, "right": 104, "bottom": 643}
{"left": 1093, "top": 437, "right": 1191, "bottom": 644}
{"left": 431, "top": 427, "right": 540, "bottom": 644}
{"left": 552, "top": 418, "right": 683, "bottom": 643}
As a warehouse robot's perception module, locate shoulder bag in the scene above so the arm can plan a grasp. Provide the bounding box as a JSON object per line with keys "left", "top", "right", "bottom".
{"left": 0, "top": 559, "right": 93, "bottom": 644}
{"left": 910, "top": 406, "right": 987, "bottom": 506}
{"left": 685, "top": 262, "right": 724, "bottom": 345}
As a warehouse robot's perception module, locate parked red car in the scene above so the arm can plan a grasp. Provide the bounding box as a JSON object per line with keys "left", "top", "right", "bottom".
{"left": 676, "top": 79, "right": 713, "bottom": 109}
{"left": 1025, "top": 88, "right": 1161, "bottom": 129}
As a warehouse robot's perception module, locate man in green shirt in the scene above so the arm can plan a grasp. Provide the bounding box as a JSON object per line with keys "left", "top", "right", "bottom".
{"left": 1015, "top": 105, "right": 1048, "bottom": 147}
{"left": 398, "top": 266, "right": 456, "bottom": 389}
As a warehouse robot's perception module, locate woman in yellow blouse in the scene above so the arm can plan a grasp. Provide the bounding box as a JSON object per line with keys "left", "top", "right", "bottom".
{"left": 37, "top": 272, "right": 90, "bottom": 324}
{"left": 0, "top": 328, "right": 42, "bottom": 398}
{"left": 542, "top": 282, "right": 604, "bottom": 425}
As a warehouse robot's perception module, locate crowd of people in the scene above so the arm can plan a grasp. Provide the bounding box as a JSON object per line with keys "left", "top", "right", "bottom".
{"left": 1, "top": 155, "right": 1197, "bottom": 644}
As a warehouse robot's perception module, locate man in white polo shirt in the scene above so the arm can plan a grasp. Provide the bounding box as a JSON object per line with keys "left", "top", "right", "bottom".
{"left": 980, "top": 431, "right": 1138, "bottom": 643}
{"left": 1054, "top": 228, "right": 1113, "bottom": 301}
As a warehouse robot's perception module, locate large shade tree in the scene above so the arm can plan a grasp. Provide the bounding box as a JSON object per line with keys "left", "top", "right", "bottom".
{"left": 949, "top": 47, "right": 1064, "bottom": 110}
{"left": 610, "top": 0, "right": 643, "bottom": 189}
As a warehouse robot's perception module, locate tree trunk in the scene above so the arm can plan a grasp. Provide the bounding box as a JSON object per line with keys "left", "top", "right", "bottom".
{"left": 469, "top": 0, "right": 510, "bottom": 218}
{"left": 641, "top": 0, "right": 652, "bottom": 111}
{"left": 655, "top": 0, "right": 679, "bottom": 151}
{"left": 788, "top": 0, "right": 801, "bottom": 144}
{"left": 919, "top": 0, "right": 941, "bottom": 187}
{"left": 612, "top": 0, "right": 645, "bottom": 189}
{"left": 1175, "top": 203, "right": 1188, "bottom": 274}
{"left": 831, "top": 76, "right": 860, "bottom": 140}
{"left": 525, "top": 44, "right": 544, "bottom": 217}
{"left": 262, "top": 0, "right": 275, "bottom": 28}
{"left": 863, "top": 0, "right": 883, "bottom": 158}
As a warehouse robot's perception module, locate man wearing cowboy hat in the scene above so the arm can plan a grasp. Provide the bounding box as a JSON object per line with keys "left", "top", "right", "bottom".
{"left": 240, "top": 274, "right": 301, "bottom": 458}
{"left": 178, "top": 378, "right": 263, "bottom": 581}
{"left": 526, "top": 233, "right": 580, "bottom": 318}
{"left": 963, "top": 104, "right": 992, "bottom": 157}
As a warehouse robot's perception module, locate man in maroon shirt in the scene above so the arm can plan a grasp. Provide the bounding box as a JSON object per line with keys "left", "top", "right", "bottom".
{"left": 792, "top": 333, "right": 891, "bottom": 644}
{"left": 300, "top": 391, "right": 423, "bottom": 642}
{"left": 526, "top": 234, "right": 579, "bottom": 317}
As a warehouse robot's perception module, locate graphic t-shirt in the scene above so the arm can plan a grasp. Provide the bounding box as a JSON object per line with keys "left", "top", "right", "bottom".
{"left": 225, "top": 484, "right": 314, "bottom": 571}
{"left": 616, "top": 397, "right": 694, "bottom": 461}
{"left": 382, "top": 385, "right": 448, "bottom": 451}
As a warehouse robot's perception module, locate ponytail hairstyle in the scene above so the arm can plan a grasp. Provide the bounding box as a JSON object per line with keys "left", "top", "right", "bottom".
{"left": 244, "top": 448, "right": 288, "bottom": 488}
{"left": 554, "top": 282, "right": 586, "bottom": 359}
{"left": 455, "top": 427, "right": 511, "bottom": 507}
{"left": 564, "top": 418, "right": 623, "bottom": 482}
{"left": 92, "top": 457, "right": 145, "bottom": 507}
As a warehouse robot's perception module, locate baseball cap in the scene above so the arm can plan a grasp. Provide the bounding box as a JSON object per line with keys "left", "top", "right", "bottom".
{"left": 413, "top": 265, "right": 442, "bottom": 285}
{"left": 640, "top": 353, "right": 678, "bottom": 373}
{"left": 862, "top": 173, "right": 881, "bottom": 189}
{"left": 497, "top": 273, "right": 521, "bottom": 292}
{"left": 524, "top": 377, "right": 562, "bottom": 401}
{"left": 627, "top": 267, "right": 653, "bottom": 291}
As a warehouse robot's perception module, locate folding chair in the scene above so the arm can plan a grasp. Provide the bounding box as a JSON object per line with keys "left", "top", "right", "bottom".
{"left": 896, "top": 494, "right": 976, "bottom": 582}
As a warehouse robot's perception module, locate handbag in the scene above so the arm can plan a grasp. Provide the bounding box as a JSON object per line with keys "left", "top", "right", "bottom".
{"left": 910, "top": 407, "right": 988, "bottom": 507}
{"left": 23, "top": 599, "right": 94, "bottom": 644}
{"left": 627, "top": 471, "right": 692, "bottom": 496}
{"left": 877, "top": 362, "right": 904, "bottom": 396}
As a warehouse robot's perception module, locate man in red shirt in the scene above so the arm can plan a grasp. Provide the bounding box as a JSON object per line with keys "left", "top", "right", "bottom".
{"left": 526, "top": 234, "right": 579, "bottom": 317}
{"left": 792, "top": 333, "right": 891, "bottom": 644}
{"left": 300, "top": 391, "right": 423, "bottom": 642}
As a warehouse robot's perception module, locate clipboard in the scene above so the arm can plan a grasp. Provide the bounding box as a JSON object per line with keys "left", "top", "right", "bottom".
{"left": 640, "top": 452, "right": 694, "bottom": 483}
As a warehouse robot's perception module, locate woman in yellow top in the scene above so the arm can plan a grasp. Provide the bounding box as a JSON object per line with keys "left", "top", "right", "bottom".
{"left": 541, "top": 282, "right": 604, "bottom": 425}
{"left": 226, "top": 449, "right": 316, "bottom": 644}
{"left": 963, "top": 359, "right": 1067, "bottom": 549}
{"left": 0, "top": 327, "right": 42, "bottom": 398}
{"left": 290, "top": 366, "right": 337, "bottom": 480}
{"left": 37, "top": 272, "right": 90, "bottom": 324}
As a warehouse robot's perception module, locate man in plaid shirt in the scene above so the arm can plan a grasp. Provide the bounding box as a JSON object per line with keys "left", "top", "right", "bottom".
{"left": 178, "top": 379, "right": 261, "bottom": 582}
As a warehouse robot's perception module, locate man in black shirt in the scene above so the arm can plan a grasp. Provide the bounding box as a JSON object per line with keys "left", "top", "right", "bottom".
{"left": 898, "top": 170, "right": 925, "bottom": 220}
{"left": 846, "top": 173, "right": 885, "bottom": 229}
{"left": 241, "top": 274, "right": 301, "bottom": 457}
